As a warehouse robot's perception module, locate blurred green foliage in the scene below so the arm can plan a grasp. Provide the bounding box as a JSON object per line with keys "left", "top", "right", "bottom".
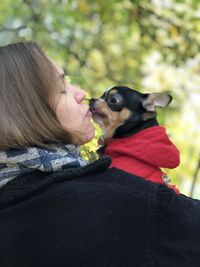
{"left": 0, "top": 0, "right": 200, "bottom": 198}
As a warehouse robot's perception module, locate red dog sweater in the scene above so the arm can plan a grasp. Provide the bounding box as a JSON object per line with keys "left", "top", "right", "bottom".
{"left": 103, "top": 126, "right": 180, "bottom": 193}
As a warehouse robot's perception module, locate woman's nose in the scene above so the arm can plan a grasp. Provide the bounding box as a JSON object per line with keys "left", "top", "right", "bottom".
{"left": 75, "top": 88, "right": 86, "bottom": 103}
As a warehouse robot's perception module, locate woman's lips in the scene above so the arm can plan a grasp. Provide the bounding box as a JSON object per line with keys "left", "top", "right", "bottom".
{"left": 86, "top": 109, "right": 92, "bottom": 117}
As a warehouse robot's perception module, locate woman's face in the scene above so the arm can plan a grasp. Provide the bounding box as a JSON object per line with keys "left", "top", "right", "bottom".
{"left": 54, "top": 65, "right": 95, "bottom": 145}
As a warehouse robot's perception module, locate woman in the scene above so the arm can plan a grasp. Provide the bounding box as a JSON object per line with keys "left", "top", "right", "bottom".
{"left": 0, "top": 42, "right": 199, "bottom": 267}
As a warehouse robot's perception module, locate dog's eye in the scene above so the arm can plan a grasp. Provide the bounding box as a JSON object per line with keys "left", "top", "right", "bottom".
{"left": 108, "top": 94, "right": 123, "bottom": 105}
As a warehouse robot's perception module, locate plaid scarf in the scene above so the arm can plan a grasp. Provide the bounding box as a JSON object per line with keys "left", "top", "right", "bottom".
{"left": 0, "top": 144, "right": 88, "bottom": 188}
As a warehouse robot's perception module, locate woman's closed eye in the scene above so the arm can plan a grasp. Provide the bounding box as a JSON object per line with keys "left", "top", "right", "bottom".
{"left": 60, "top": 85, "right": 67, "bottom": 94}
{"left": 60, "top": 77, "right": 71, "bottom": 94}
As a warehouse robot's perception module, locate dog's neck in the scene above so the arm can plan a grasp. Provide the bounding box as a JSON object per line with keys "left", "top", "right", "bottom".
{"left": 113, "top": 118, "right": 159, "bottom": 139}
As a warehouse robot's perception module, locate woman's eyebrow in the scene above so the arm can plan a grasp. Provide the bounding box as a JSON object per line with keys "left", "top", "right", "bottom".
{"left": 60, "top": 73, "right": 65, "bottom": 80}
{"left": 55, "top": 73, "right": 65, "bottom": 83}
{"left": 59, "top": 67, "right": 68, "bottom": 80}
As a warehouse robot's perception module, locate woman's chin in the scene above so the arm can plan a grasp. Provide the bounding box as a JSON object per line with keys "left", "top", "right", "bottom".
{"left": 84, "top": 126, "right": 95, "bottom": 144}
{"left": 73, "top": 126, "right": 95, "bottom": 145}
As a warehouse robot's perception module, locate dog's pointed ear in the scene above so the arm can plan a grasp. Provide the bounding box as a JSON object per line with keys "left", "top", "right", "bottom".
{"left": 142, "top": 93, "right": 172, "bottom": 112}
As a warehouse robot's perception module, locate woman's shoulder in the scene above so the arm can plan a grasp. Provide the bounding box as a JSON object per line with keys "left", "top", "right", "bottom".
{"left": 0, "top": 156, "right": 158, "bottom": 208}
{"left": 1, "top": 154, "right": 199, "bottom": 211}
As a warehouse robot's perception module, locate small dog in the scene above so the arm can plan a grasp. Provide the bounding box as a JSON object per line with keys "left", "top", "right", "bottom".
{"left": 90, "top": 86, "right": 180, "bottom": 193}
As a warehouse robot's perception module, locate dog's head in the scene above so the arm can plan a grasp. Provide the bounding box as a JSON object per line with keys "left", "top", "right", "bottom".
{"left": 89, "top": 86, "right": 172, "bottom": 140}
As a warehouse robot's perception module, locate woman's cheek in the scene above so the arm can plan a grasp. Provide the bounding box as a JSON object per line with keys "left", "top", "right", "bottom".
{"left": 86, "top": 123, "right": 95, "bottom": 141}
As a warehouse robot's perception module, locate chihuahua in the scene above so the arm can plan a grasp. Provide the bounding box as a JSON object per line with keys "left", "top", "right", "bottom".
{"left": 89, "top": 86, "right": 180, "bottom": 193}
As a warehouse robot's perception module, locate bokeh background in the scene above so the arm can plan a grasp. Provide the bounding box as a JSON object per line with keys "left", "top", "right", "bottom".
{"left": 0, "top": 0, "right": 199, "bottom": 198}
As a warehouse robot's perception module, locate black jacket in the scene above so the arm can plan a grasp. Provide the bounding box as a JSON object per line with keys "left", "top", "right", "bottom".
{"left": 0, "top": 157, "right": 200, "bottom": 267}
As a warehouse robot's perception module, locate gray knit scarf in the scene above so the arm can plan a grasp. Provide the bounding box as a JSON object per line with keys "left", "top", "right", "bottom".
{"left": 0, "top": 144, "right": 88, "bottom": 188}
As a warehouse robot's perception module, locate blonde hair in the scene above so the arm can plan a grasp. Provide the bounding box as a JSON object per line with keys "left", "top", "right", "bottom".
{"left": 0, "top": 41, "right": 72, "bottom": 149}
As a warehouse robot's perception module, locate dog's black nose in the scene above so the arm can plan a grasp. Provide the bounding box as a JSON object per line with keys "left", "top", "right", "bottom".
{"left": 89, "top": 98, "right": 98, "bottom": 107}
